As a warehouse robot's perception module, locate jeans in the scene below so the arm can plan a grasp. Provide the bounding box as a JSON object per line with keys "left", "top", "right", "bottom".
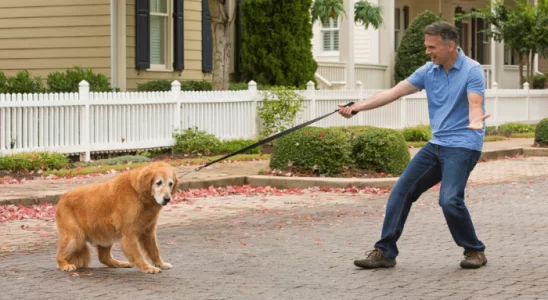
{"left": 374, "top": 142, "right": 485, "bottom": 259}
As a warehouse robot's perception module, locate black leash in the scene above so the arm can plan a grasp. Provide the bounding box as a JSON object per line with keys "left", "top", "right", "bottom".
{"left": 192, "top": 101, "right": 358, "bottom": 173}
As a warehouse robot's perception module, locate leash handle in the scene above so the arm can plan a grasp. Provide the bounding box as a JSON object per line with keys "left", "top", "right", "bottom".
{"left": 340, "top": 101, "right": 358, "bottom": 115}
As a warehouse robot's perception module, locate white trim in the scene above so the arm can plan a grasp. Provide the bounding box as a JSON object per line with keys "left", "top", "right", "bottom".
{"left": 111, "top": 0, "right": 118, "bottom": 89}
{"left": 117, "top": 0, "right": 126, "bottom": 91}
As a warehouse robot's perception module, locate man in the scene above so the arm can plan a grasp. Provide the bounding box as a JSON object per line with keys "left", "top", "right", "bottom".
{"left": 339, "top": 21, "right": 490, "bottom": 269}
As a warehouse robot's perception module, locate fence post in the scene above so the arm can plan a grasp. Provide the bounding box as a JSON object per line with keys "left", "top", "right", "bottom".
{"left": 400, "top": 95, "right": 407, "bottom": 129}
{"left": 493, "top": 82, "right": 499, "bottom": 129}
{"left": 248, "top": 80, "right": 259, "bottom": 138}
{"left": 79, "top": 80, "right": 91, "bottom": 162}
{"left": 171, "top": 80, "right": 181, "bottom": 135}
{"left": 524, "top": 82, "right": 530, "bottom": 122}
{"left": 307, "top": 80, "right": 316, "bottom": 120}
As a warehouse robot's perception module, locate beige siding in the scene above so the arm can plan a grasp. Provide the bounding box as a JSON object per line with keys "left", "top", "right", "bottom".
{"left": 0, "top": 1, "right": 111, "bottom": 80}
{"left": 126, "top": 0, "right": 209, "bottom": 91}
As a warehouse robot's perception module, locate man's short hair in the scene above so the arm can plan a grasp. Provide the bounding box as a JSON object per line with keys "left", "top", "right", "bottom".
{"left": 424, "top": 21, "right": 459, "bottom": 46}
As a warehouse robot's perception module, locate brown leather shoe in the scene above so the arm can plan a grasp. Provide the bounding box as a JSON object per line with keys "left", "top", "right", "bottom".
{"left": 460, "top": 250, "right": 488, "bottom": 269}
{"left": 354, "top": 248, "right": 396, "bottom": 269}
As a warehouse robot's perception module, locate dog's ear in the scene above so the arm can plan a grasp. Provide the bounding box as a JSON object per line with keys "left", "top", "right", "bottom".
{"left": 135, "top": 165, "right": 155, "bottom": 195}
{"left": 171, "top": 171, "right": 179, "bottom": 195}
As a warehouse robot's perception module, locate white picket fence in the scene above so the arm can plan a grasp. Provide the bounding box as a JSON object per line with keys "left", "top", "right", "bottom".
{"left": 1, "top": 80, "right": 547, "bottom": 161}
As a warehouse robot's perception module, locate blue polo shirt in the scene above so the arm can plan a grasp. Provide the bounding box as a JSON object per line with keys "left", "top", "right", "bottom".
{"left": 407, "top": 48, "right": 486, "bottom": 151}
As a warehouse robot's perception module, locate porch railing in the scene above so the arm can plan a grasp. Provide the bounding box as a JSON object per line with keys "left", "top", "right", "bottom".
{"left": 317, "top": 62, "right": 494, "bottom": 89}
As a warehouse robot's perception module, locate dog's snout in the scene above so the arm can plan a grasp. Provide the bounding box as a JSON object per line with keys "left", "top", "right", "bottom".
{"left": 163, "top": 196, "right": 171, "bottom": 203}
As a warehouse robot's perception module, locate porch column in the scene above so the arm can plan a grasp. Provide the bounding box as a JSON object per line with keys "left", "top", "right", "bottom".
{"left": 490, "top": 0, "right": 498, "bottom": 86}
{"left": 378, "top": 0, "right": 395, "bottom": 88}
{"left": 534, "top": 0, "right": 539, "bottom": 74}
{"left": 339, "top": 0, "right": 355, "bottom": 89}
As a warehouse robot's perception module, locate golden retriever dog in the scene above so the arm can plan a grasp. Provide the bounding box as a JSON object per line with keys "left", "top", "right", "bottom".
{"left": 55, "top": 161, "right": 178, "bottom": 274}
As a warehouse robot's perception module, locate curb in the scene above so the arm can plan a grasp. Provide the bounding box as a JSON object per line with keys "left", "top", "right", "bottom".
{"left": 245, "top": 176, "right": 397, "bottom": 190}
{"left": 1, "top": 147, "right": 548, "bottom": 207}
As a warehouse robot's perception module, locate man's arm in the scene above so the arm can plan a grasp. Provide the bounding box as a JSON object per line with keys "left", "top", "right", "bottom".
{"left": 466, "top": 92, "right": 490, "bottom": 130}
{"left": 339, "top": 80, "right": 419, "bottom": 118}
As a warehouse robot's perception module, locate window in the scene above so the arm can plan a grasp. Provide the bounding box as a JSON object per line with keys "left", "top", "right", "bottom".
{"left": 395, "top": 8, "right": 401, "bottom": 52}
{"left": 504, "top": 44, "right": 518, "bottom": 66}
{"left": 149, "top": 0, "right": 170, "bottom": 70}
{"left": 134, "top": 0, "right": 184, "bottom": 72}
{"left": 321, "top": 18, "right": 339, "bottom": 52}
{"left": 394, "top": 6, "right": 408, "bottom": 52}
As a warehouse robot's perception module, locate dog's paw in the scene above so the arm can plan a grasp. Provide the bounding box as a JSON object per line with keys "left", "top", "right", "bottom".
{"left": 157, "top": 262, "right": 172, "bottom": 270}
{"left": 59, "top": 264, "right": 77, "bottom": 272}
{"left": 113, "top": 260, "right": 132, "bottom": 268}
{"left": 141, "top": 265, "right": 162, "bottom": 274}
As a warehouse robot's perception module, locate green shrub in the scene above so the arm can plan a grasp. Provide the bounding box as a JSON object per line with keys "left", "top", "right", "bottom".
{"left": 258, "top": 86, "right": 305, "bottom": 138}
{"left": 535, "top": 118, "right": 548, "bottom": 145}
{"left": 498, "top": 122, "right": 536, "bottom": 134}
{"left": 402, "top": 124, "right": 432, "bottom": 142}
{"left": 137, "top": 80, "right": 171, "bottom": 92}
{"left": 228, "top": 82, "right": 249, "bottom": 91}
{"left": 394, "top": 11, "right": 444, "bottom": 84}
{"left": 533, "top": 73, "right": 547, "bottom": 89}
{"left": 74, "top": 155, "right": 151, "bottom": 167}
{"left": 270, "top": 127, "right": 352, "bottom": 176}
{"left": 485, "top": 126, "right": 498, "bottom": 136}
{"left": 136, "top": 80, "right": 213, "bottom": 92}
{"left": 241, "top": 0, "right": 317, "bottom": 87}
{"left": 0, "top": 72, "right": 7, "bottom": 93}
{"left": 215, "top": 139, "right": 261, "bottom": 154}
{"left": 47, "top": 66, "right": 112, "bottom": 92}
{"left": 0, "top": 152, "right": 69, "bottom": 171}
{"left": 0, "top": 70, "right": 44, "bottom": 94}
{"left": 173, "top": 127, "right": 221, "bottom": 155}
{"left": 182, "top": 81, "right": 212, "bottom": 91}
{"left": 351, "top": 127, "right": 410, "bottom": 175}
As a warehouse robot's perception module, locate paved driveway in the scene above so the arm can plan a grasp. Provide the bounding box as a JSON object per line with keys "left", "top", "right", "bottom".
{"left": 1, "top": 173, "right": 548, "bottom": 299}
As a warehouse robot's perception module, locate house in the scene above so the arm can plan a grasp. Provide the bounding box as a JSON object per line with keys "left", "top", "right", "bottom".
{"left": 0, "top": 0, "right": 213, "bottom": 91}
{"left": 1, "top": 0, "right": 543, "bottom": 92}
{"left": 306, "top": 0, "right": 547, "bottom": 90}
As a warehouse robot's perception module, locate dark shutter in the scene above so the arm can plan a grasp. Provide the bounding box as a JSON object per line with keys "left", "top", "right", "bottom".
{"left": 235, "top": 0, "right": 244, "bottom": 77}
{"left": 471, "top": 10, "right": 476, "bottom": 59}
{"left": 403, "top": 6, "right": 409, "bottom": 29}
{"left": 477, "top": 18, "right": 485, "bottom": 64}
{"left": 202, "top": 0, "right": 213, "bottom": 73}
{"left": 135, "top": 0, "right": 150, "bottom": 70}
{"left": 173, "top": 0, "right": 184, "bottom": 71}
{"left": 455, "top": 7, "right": 463, "bottom": 48}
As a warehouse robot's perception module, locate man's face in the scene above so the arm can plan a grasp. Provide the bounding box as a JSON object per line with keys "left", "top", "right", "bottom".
{"left": 424, "top": 34, "right": 455, "bottom": 66}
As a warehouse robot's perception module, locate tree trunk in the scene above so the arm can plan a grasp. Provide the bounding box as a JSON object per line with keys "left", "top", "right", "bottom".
{"left": 529, "top": 50, "right": 535, "bottom": 86}
{"left": 208, "top": 0, "right": 233, "bottom": 91}
{"left": 525, "top": 51, "right": 531, "bottom": 87}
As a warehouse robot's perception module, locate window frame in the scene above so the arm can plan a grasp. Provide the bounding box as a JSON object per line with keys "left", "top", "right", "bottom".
{"left": 320, "top": 17, "right": 339, "bottom": 54}
{"left": 148, "top": 0, "right": 173, "bottom": 72}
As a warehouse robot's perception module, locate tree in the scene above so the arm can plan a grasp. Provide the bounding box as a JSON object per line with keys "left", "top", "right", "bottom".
{"left": 240, "top": 0, "right": 317, "bottom": 87}
{"left": 310, "top": 0, "right": 384, "bottom": 30}
{"left": 394, "top": 11, "right": 443, "bottom": 84}
{"left": 208, "top": 0, "right": 237, "bottom": 91}
{"left": 456, "top": 0, "right": 548, "bottom": 87}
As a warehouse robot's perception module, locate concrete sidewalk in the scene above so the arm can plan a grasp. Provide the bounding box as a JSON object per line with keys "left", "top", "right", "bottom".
{"left": 0, "top": 138, "right": 545, "bottom": 206}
